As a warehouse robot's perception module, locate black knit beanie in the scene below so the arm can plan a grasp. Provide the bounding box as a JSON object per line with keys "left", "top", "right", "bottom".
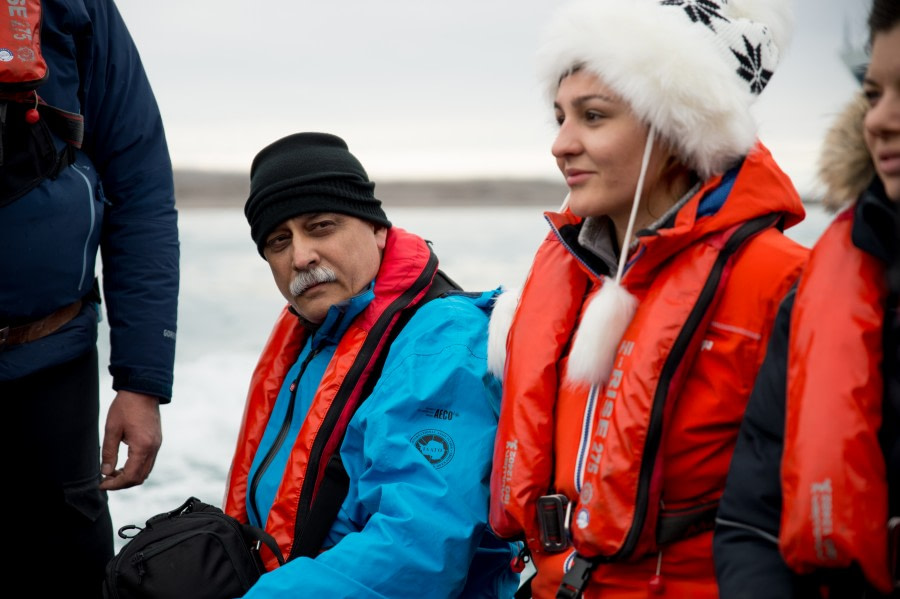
{"left": 245, "top": 132, "right": 391, "bottom": 256}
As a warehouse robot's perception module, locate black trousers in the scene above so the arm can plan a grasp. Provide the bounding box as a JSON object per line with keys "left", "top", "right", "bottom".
{"left": 3, "top": 347, "right": 113, "bottom": 598}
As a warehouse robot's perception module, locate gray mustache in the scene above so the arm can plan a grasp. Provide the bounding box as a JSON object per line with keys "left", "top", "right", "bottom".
{"left": 290, "top": 266, "right": 337, "bottom": 297}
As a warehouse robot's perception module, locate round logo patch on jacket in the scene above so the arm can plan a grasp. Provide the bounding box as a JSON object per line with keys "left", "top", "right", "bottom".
{"left": 411, "top": 429, "right": 455, "bottom": 469}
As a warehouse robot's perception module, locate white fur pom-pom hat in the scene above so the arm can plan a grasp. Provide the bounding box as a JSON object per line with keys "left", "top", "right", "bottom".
{"left": 533, "top": 0, "right": 793, "bottom": 387}
{"left": 537, "top": 0, "right": 793, "bottom": 180}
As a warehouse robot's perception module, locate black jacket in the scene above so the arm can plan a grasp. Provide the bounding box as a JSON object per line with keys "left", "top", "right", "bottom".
{"left": 713, "top": 96, "right": 899, "bottom": 598}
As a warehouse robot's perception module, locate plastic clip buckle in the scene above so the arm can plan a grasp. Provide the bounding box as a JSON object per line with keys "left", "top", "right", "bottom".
{"left": 538, "top": 493, "right": 571, "bottom": 553}
{"left": 556, "top": 554, "right": 596, "bottom": 599}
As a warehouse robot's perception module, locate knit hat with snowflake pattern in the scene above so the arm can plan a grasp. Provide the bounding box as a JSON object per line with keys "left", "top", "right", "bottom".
{"left": 245, "top": 132, "right": 391, "bottom": 257}
{"left": 538, "top": 0, "right": 793, "bottom": 179}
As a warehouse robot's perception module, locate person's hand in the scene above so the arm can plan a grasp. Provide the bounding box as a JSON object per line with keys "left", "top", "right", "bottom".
{"left": 99, "top": 390, "right": 162, "bottom": 491}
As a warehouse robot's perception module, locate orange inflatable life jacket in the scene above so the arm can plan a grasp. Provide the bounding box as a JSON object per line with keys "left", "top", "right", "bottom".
{"left": 780, "top": 206, "right": 894, "bottom": 594}
{"left": 224, "top": 227, "right": 439, "bottom": 570}
{"left": 0, "top": 0, "right": 48, "bottom": 97}
{"left": 569, "top": 215, "right": 776, "bottom": 561}
{"left": 1, "top": 0, "right": 84, "bottom": 206}
{"left": 489, "top": 144, "right": 810, "bottom": 598}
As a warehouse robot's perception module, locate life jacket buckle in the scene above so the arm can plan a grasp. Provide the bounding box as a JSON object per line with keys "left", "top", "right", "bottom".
{"left": 538, "top": 493, "right": 571, "bottom": 553}
{"left": 556, "top": 553, "right": 597, "bottom": 599}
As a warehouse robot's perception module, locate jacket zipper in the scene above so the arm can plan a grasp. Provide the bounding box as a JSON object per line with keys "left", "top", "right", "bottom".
{"left": 574, "top": 385, "right": 600, "bottom": 494}
{"left": 248, "top": 344, "right": 323, "bottom": 526}
{"left": 547, "top": 214, "right": 646, "bottom": 281}
{"left": 70, "top": 164, "right": 95, "bottom": 292}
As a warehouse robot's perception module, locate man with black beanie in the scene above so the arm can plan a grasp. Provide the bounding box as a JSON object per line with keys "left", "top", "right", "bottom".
{"left": 223, "top": 132, "right": 520, "bottom": 598}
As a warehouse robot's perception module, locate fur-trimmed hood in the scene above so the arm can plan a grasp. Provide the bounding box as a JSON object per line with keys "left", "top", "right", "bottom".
{"left": 818, "top": 93, "right": 876, "bottom": 211}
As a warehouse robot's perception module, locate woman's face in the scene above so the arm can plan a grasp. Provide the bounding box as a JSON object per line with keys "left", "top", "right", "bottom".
{"left": 551, "top": 70, "right": 675, "bottom": 234}
{"left": 863, "top": 23, "right": 900, "bottom": 201}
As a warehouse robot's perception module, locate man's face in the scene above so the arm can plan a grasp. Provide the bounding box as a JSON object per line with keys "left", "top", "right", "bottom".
{"left": 263, "top": 212, "right": 387, "bottom": 324}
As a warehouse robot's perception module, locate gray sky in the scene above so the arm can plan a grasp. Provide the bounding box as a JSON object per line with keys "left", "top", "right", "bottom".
{"left": 117, "top": 0, "right": 869, "bottom": 196}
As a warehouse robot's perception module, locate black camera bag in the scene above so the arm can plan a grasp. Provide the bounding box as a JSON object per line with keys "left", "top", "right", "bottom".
{"left": 103, "top": 496, "right": 284, "bottom": 599}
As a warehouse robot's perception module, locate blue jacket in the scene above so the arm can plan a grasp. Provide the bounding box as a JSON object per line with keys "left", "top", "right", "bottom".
{"left": 242, "top": 285, "right": 520, "bottom": 598}
{"left": 0, "top": 0, "right": 179, "bottom": 399}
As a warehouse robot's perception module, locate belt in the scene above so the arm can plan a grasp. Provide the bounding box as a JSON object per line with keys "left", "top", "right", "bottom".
{"left": 0, "top": 299, "right": 83, "bottom": 347}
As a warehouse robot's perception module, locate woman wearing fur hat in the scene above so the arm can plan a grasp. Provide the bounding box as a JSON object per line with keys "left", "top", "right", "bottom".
{"left": 486, "top": 0, "right": 809, "bottom": 597}
{"left": 714, "top": 1, "right": 899, "bottom": 596}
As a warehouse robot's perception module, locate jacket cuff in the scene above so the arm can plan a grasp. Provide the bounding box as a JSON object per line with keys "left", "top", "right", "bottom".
{"left": 111, "top": 372, "right": 172, "bottom": 404}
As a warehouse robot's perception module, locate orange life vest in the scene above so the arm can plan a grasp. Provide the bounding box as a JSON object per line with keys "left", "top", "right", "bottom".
{"left": 490, "top": 145, "right": 809, "bottom": 597}
{"left": 224, "top": 227, "right": 439, "bottom": 570}
{"left": 780, "top": 206, "right": 893, "bottom": 594}
{"left": 570, "top": 215, "right": 776, "bottom": 560}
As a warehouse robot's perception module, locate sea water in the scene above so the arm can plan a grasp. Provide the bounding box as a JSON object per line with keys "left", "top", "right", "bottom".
{"left": 99, "top": 203, "right": 835, "bottom": 547}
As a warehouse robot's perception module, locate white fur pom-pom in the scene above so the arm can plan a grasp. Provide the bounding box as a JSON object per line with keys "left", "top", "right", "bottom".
{"left": 565, "top": 280, "right": 638, "bottom": 387}
{"left": 487, "top": 287, "right": 520, "bottom": 379}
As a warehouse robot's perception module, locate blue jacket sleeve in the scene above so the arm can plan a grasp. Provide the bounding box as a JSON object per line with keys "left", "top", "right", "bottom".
{"left": 241, "top": 294, "right": 504, "bottom": 598}
{"left": 82, "top": 0, "right": 180, "bottom": 400}
{"left": 714, "top": 287, "right": 805, "bottom": 599}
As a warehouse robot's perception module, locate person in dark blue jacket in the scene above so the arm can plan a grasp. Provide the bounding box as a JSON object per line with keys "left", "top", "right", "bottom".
{"left": 0, "top": 1, "right": 179, "bottom": 596}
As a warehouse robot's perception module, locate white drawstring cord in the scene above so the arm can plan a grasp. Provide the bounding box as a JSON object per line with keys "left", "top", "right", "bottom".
{"left": 614, "top": 125, "right": 656, "bottom": 283}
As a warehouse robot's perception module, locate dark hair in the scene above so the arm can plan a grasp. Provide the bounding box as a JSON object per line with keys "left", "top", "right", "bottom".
{"left": 868, "top": 0, "right": 900, "bottom": 45}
